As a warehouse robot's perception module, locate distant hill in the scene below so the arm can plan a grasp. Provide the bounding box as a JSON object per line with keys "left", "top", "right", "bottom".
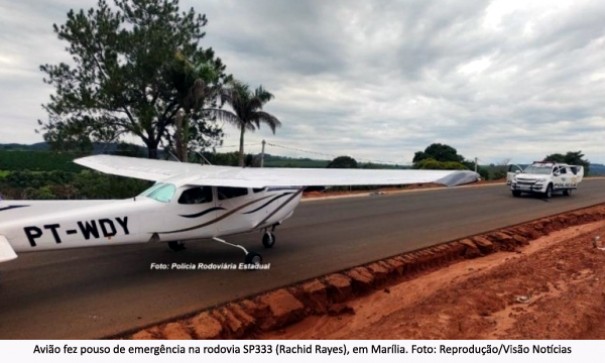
{"left": 590, "top": 164, "right": 605, "bottom": 176}
{"left": 262, "top": 154, "right": 406, "bottom": 169}
{"left": 0, "top": 142, "right": 49, "bottom": 151}
{"left": 0, "top": 142, "right": 148, "bottom": 155}
{"left": 263, "top": 155, "right": 329, "bottom": 168}
{"left": 0, "top": 142, "right": 153, "bottom": 172}
{"left": 0, "top": 150, "right": 83, "bottom": 172}
{"left": 0, "top": 143, "right": 405, "bottom": 170}
{"left": 1, "top": 143, "right": 601, "bottom": 173}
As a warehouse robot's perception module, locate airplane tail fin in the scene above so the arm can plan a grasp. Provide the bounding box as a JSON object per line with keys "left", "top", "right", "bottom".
{"left": 0, "top": 235, "right": 17, "bottom": 263}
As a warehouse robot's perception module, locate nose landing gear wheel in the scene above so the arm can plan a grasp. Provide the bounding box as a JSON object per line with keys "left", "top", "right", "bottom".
{"left": 262, "top": 232, "right": 276, "bottom": 248}
{"left": 245, "top": 251, "right": 263, "bottom": 265}
{"left": 168, "top": 241, "right": 186, "bottom": 252}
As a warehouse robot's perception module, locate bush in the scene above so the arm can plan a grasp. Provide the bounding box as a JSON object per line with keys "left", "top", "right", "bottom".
{"left": 0, "top": 170, "right": 150, "bottom": 200}
{"left": 413, "top": 158, "right": 468, "bottom": 170}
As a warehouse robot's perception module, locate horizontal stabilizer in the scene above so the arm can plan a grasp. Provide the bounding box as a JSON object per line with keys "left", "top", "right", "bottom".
{"left": 0, "top": 235, "right": 17, "bottom": 263}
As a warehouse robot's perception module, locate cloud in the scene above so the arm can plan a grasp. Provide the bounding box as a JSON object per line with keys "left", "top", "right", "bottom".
{"left": 1, "top": 0, "right": 604, "bottom": 164}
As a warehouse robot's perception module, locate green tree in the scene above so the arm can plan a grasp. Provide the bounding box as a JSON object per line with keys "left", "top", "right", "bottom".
{"left": 544, "top": 153, "right": 565, "bottom": 163}
{"left": 39, "top": 0, "right": 229, "bottom": 159}
{"left": 214, "top": 80, "right": 281, "bottom": 166}
{"left": 413, "top": 143, "right": 465, "bottom": 164}
{"left": 327, "top": 156, "right": 358, "bottom": 168}
{"left": 73, "top": 170, "right": 150, "bottom": 198}
{"left": 413, "top": 158, "right": 467, "bottom": 170}
{"left": 168, "top": 52, "right": 228, "bottom": 161}
{"left": 545, "top": 151, "right": 590, "bottom": 174}
{"left": 197, "top": 151, "right": 258, "bottom": 166}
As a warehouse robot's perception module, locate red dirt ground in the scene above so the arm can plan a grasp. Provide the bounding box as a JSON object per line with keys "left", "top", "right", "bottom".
{"left": 262, "top": 221, "right": 605, "bottom": 339}
{"left": 128, "top": 204, "right": 605, "bottom": 340}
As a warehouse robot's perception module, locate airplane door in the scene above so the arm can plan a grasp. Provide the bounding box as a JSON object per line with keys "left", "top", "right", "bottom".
{"left": 169, "top": 185, "right": 220, "bottom": 239}
{"left": 214, "top": 186, "right": 256, "bottom": 235}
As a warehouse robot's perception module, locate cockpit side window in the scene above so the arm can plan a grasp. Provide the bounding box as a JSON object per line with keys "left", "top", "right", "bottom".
{"left": 179, "top": 186, "right": 213, "bottom": 204}
{"left": 217, "top": 187, "right": 248, "bottom": 200}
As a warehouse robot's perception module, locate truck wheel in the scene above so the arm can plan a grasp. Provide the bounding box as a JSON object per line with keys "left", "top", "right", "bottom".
{"left": 512, "top": 190, "right": 521, "bottom": 197}
{"left": 563, "top": 189, "right": 571, "bottom": 196}
{"left": 544, "top": 184, "right": 553, "bottom": 199}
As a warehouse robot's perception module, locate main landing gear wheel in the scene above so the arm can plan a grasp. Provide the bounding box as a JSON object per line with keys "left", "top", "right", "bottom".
{"left": 262, "top": 232, "right": 276, "bottom": 248}
{"left": 168, "top": 241, "right": 186, "bottom": 252}
{"left": 245, "top": 251, "right": 263, "bottom": 265}
{"left": 211, "top": 237, "right": 263, "bottom": 266}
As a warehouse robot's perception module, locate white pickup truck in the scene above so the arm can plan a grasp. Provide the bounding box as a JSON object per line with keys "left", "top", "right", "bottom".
{"left": 507, "top": 162, "right": 584, "bottom": 198}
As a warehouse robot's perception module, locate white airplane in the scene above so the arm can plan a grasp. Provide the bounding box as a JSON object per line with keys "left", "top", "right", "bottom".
{"left": 0, "top": 155, "right": 479, "bottom": 265}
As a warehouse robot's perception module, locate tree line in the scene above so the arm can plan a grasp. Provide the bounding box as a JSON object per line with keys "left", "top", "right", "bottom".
{"left": 325, "top": 144, "right": 591, "bottom": 181}
{"left": 0, "top": 145, "right": 592, "bottom": 200}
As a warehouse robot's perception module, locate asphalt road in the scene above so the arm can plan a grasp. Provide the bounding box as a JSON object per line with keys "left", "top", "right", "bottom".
{"left": 1, "top": 179, "right": 605, "bottom": 339}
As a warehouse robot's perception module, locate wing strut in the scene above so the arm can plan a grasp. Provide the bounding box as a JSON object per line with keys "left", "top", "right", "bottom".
{"left": 212, "top": 237, "right": 262, "bottom": 266}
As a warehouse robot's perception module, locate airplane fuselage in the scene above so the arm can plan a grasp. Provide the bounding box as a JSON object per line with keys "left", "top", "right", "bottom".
{"left": 0, "top": 184, "right": 303, "bottom": 255}
{"left": 0, "top": 155, "right": 480, "bottom": 266}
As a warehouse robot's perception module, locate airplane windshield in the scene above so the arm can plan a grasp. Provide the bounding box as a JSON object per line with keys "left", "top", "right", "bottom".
{"left": 139, "top": 183, "right": 176, "bottom": 203}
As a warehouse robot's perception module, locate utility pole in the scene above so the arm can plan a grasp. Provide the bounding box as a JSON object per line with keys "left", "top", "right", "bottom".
{"left": 260, "top": 140, "right": 266, "bottom": 168}
{"left": 474, "top": 157, "right": 478, "bottom": 173}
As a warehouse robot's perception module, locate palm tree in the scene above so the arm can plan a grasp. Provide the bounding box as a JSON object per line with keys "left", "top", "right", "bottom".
{"left": 217, "top": 80, "right": 281, "bottom": 166}
{"left": 168, "top": 51, "right": 225, "bottom": 162}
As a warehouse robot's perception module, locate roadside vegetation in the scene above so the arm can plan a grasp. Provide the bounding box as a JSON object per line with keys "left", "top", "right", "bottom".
{"left": 0, "top": 149, "right": 146, "bottom": 200}
{"left": 1, "top": 145, "right": 599, "bottom": 200}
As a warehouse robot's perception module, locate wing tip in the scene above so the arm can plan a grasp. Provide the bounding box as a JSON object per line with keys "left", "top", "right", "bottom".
{"left": 436, "top": 170, "right": 481, "bottom": 187}
{"left": 73, "top": 154, "right": 103, "bottom": 168}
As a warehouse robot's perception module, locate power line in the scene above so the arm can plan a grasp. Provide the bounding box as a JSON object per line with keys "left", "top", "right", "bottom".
{"left": 212, "top": 140, "right": 410, "bottom": 166}
{"left": 265, "top": 142, "right": 410, "bottom": 166}
{"left": 265, "top": 142, "right": 339, "bottom": 160}
{"left": 214, "top": 143, "right": 261, "bottom": 150}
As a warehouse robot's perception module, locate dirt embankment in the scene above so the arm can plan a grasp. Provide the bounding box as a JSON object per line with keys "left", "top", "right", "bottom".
{"left": 126, "top": 204, "right": 605, "bottom": 340}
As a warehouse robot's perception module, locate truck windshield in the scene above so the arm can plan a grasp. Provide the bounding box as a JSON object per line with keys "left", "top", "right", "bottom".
{"left": 523, "top": 166, "right": 552, "bottom": 175}
{"left": 139, "top": 183, "right": 176, "bottom": 203}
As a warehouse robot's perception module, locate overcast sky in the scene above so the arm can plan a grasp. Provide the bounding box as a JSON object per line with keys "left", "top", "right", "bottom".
{"left": 1, "top": 0, "right": 604, "bottom": 165}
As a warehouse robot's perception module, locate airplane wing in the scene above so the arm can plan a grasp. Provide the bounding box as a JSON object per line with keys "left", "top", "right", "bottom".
{"left": 75, "top": 155, "right": 479, "bottom": 188}
{"left": 0, "top": 235, "right": 18, "bottom": 263}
